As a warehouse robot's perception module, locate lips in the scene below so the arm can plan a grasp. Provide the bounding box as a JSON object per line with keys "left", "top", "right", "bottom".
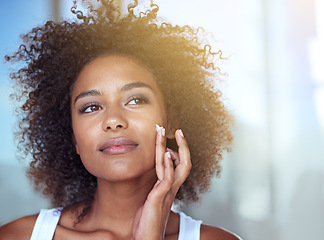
{"left": 99, "top": 138, "right": 138, "bottom": 155}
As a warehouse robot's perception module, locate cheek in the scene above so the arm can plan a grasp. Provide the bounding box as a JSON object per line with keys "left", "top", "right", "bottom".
{"left": 72, "top": 120, "right": 100, "bottom": 175}
{"left": 72, "top": 118, "right": 97, "bottom": 154}
{"left": 135, "top": 112, "right": 165, "bottom": 157}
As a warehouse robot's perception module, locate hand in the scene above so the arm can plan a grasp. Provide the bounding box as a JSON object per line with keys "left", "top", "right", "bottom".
{"left": 132, "top": 128, "right": 192, "bottom": 240}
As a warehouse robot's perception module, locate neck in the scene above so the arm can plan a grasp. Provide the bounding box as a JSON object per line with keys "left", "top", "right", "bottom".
{"left": 84, "top": 169, "right": 157, "bottom": 228}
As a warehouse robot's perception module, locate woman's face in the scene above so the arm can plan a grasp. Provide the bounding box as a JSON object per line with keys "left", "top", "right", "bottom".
{"left": 71, "top": 55, "right": 167, "bottom": 181}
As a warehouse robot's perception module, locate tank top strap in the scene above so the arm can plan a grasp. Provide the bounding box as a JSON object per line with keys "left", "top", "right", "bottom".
{"left": 178, "top": 212, "right": 202, "bottom": 240}
{"left": 30, "top": 207, "right": 62, "bottom": 240}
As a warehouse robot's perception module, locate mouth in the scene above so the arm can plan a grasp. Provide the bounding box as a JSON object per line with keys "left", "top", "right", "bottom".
{"left": 99, "top": 138, "right": 138, "bottom": 155}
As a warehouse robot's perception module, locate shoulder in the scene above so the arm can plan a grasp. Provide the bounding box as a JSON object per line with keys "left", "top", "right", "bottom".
{"left": 0, "top": 214, "right": 38, "bottom": 240}
{"left": 200, "top": 224, "right": 242, "bottom": 240}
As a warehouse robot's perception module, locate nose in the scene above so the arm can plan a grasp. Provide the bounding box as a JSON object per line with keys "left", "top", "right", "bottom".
{"left": 102, "top": 106, "right": 128, "bottom": 131}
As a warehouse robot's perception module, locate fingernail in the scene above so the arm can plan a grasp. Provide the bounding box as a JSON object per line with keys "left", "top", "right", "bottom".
{"left": 162, "top": 128, "right": 165, "bottom": 137}
{"left": 166, "top": 152, "right": 171, "bottom": 158}
{"left": 155, "top": 124, "right": 163, "bottom": 132}
{"left": 179, "top": 129, "right": 184, "bottom": 137}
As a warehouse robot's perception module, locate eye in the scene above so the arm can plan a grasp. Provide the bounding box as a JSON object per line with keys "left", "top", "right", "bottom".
{"left": 79, "top": 103, "right": 102, "bottom": 113}
{"left": 127, "top": 96, "right": 149, "bottom": 106}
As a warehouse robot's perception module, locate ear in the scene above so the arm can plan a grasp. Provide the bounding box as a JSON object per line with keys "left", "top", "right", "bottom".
{"left": 71, "top": 132, "right": 80, "bottom": 155}
{"left": 166, "top": 124, "right": 175, "bottom": 139}
{"left": 166, "top": 108, "right": 179, "bottom": 139}
{"left": 165, "top": 109, "right": 179, "bottom": 151}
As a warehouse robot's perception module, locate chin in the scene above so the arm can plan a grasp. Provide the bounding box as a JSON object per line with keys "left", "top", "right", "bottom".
{"left": 93, "top": 164, "right": 156, "bottom": 183}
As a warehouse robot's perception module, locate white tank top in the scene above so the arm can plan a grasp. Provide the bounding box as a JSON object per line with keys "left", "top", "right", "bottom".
{"left": 30, "top": 208, "right": 202, "bottom": 240}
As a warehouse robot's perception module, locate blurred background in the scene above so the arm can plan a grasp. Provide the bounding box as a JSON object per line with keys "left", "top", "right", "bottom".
{"left": 0, "top": 0, "right": 323, "bottom": 239}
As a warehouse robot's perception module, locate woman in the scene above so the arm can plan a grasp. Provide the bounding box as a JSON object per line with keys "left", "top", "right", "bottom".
{"left": 0, "top": 0, "right": 239, "bottom": 239}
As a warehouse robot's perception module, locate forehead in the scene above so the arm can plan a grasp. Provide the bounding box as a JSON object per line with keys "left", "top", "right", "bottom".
{"left": 71, "top": 55, "right": 159, "bottom": 95}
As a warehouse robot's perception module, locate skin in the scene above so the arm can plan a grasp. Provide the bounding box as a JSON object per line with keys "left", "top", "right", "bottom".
{"left": 0, "top": 55, "right": 240, "bottom": 240}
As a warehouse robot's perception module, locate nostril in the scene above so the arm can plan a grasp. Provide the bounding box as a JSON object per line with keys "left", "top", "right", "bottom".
{"left": 106, "top": 123, "right": 124, "bottom": 130}
{"left": 104, "top": 118, "right": 127, "bottom": 131}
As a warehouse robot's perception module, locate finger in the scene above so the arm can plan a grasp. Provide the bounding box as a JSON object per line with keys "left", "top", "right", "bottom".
{"left": 175, "top": 129, "right": 191, "bottom": 169}
{"left": 155, "top": 127, "right": 166, "bottom": 181}
{"left": 163, "top": 151, "right": 175, "bottom": 188}
{"left": 172, "top": 129, "right": 192, "bottom": 191}
{"left": 166, "top": 148, "right": 180, "bottom": 166}
{"left": 150, "top": 152, "right": 175, "bottom": 200}
{"left": 163, "top": 152, "right": 177, "bottom": 201}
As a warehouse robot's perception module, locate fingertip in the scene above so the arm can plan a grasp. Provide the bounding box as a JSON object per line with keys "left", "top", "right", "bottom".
{"left": 175, "top": 130, "right": 189, "bottom": 149}
{"left": 164, "top": 152, "right": 173, "bottom": 168}
{"left": 165, "top": 152, "right": 172, "bottom": 165}
{"left": 162, "top": 128, "right": 165, "bottom": 137}
{"left": 166, "top": 147, "right": 177, "bottom": 153}
{"left": 157, "top": 127, "right": 166, "bottom": 140}
{"left": 178, "top": 129, "right": 184, "bottom": 138}
{"left": 175, "top": 129, "right": 185, "bottom": 141}
{"left": 164, "top": 152, "right": 175, "bottom": 182}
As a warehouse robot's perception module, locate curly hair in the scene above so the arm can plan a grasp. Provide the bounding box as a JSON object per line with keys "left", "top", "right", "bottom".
{"left": 6, "top": 0, "right": 232, "bottom": 219}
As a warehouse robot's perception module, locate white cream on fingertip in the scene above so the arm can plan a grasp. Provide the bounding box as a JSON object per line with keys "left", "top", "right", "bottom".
{"left": 155, "top": 124, "right": 164, "bottom": 132}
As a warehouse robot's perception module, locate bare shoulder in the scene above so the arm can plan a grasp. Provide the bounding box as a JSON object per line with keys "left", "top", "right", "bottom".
{"left": 0, "top": 214, "right": 38, "bottom": 240}
{"left": 200, "top": 224, "right": 242, "bottom": 240}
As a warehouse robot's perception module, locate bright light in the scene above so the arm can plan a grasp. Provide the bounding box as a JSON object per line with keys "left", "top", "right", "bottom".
{"left": 314, "top": 87, "right": 324, "bottom": 133}
{"left": 308, "top": 0, "right": 324, "bottom": 132}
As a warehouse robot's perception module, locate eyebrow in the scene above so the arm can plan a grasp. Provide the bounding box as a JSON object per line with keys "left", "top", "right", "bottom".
{"left": 74, "top": 81, "right": 153, "bottom": 104}
{"left": 120, "top": 82, "right": 153, "bottom": 92}
{"left": 74, "top": 89, "right": 102, "bottom": 104}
